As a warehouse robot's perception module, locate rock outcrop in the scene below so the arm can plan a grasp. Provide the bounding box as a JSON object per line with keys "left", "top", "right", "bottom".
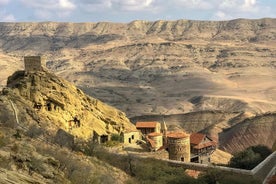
{"left": 0, "top": 69, "right": 137, "bottom": 183}
{"left": 1, "top": 69, "right": 136, "bottom": 144}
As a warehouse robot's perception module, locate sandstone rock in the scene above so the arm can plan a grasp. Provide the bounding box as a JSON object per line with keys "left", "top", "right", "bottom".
{"left": 1, "top": 69, "right": 136, "bottom": 144}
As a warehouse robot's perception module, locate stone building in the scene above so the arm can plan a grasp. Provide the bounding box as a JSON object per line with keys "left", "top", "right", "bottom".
{"left": 24, "top": 56, "right": 44, "bottom": 72}
{"left": 136, "top": 121, "right": 161, "bottom": 135}
{"left": 190, "top": 133, "right": 216, "bottom": 164}
{"left": 122, "top": 131, "right": 141, "bottom": 144}
{"left": 167, "top": 132, "right": 190, "bottom": 162}
{"left": 147, "top": 132, "right": 163, "bottom": 151}
{"left": 92, "top": 130, "right": 109, "bottom": 144}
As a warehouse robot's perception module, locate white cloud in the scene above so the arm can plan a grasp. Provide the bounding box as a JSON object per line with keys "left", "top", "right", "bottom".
{"left": 0, "top": 11, "right": 15, "bottom": 22}
{"left": 218, "top": 0, "right": 259, "bottom": 12}
{"left": 243, "top": 0, "right": 256, "bottom": 8}
{"left": 214, "top": 11, "right": 226, "bottom": 19}
{"left": 213, "top": 10, "right": 233, "bottom": 20}
{"left": 59, "top": 0, "right": 75, "bottom": 10}
{"left": 172, "top": 0, "right": 214, "bottom": 10}
{"left": 79, "top": 0, "right": 157, "bottom": 12}
{"left": 0, "top": 0, "right": 9, "bottom": 5}
{"left": 113, "top": 0, "right": 155, "bottom": 11}
{"left": 15, "top": 0, "right": 275, "bottom": 21}
{"left": 78, "top": 0, "right": 112, "bottom": 12}
{"left": 20, "top": 0, "right": 75, "bottom": 19}
{"left": 20, "top": 0, "right": 75, "bottom": 10}
{"left": 206, "top": 0, "right": 275, "bottom": 20}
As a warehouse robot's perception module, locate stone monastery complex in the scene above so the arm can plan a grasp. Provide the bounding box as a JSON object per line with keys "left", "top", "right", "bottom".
{"left": 24, "top": 56, "right": 217, "bottom": 164}
{"left": 134, "top": 121, "right": 216, "bottom": 164}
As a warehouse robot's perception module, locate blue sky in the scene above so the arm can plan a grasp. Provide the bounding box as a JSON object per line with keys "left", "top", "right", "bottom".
{"left": 0, "top": 0, "right": 275, "bottom": 22}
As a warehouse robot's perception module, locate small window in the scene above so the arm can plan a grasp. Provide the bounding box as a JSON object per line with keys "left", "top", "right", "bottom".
{"left": 132, "top": 135, "right": 134, "bottom": 139}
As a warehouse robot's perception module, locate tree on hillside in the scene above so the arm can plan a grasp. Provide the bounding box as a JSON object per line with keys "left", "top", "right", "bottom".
{"left": 228, "top": 145, "right": 272, "bottom": 169}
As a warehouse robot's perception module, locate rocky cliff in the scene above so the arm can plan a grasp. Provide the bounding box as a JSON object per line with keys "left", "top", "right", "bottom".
{"left": 1, "top": 69, "right": 136, "bottom": 142}
{"left": 0, "top": 69, "right": 138, "bottom": 183}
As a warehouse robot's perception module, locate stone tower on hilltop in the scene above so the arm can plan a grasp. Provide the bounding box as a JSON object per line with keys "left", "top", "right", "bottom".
{"left": 24, "top": 56, "right": 44, "bottom": 72}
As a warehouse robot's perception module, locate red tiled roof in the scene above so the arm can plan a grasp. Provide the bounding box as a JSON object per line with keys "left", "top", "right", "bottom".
{"left": 146, "top": 135, "right": 156, "bottom": 148}
{"left": 190, "top": 133, "right": 206, "bottom": 145}
{"left": 193, "top": 141, "right": 216, "bottom": 149}
{"left": 136, "top": 121, "right": 159, "bottom": 128}
{"left": 185, "top": 169, "right": 201, "bottom": 179}
{"left": 148, "top": 132, "right": 162, "bottom": 137}
{"left": 167, "top": 132, "right": 189, "bottom": 138}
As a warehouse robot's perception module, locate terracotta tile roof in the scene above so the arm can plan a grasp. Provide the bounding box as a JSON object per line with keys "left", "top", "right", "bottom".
{"left": 148, "top": 132, "right": 163, "bottom": 137}
{"left": 136, "top": 121, "right": 159, "bottom": 128}
{"left": 185, "top": 169, "right": 201, "bottom": 179}
{"left": 145, "top": 135, "right": 156, "bottom": 148}
{"left": 167, "top": 132, "right": 189, "bottom": 138}
{"left": 190, "top": 133, "right": 206, "bottom": 145}
{"left": 193, "top": 141, "right": 216, "bottom": 149}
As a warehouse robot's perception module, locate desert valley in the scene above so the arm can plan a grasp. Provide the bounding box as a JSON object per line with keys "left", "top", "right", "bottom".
{"left": 0, "top": 18, "right": 275, "bottom": 183}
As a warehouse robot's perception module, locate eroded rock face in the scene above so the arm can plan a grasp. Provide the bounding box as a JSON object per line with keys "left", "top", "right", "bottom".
{"left": 0, "top": 18, "right": 275, "bottom": 117}
{"left": 219, "top": 113, "right": 276, "bottom": 153}
{"left": 1, "top": 70, "right": 136, "bottom": 142}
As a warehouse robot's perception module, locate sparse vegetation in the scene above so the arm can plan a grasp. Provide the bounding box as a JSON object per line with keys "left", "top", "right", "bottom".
{"left": 26, "top": 125, "right": 44, "bottom": 138}
{"left": 92, "top": 148, "right": 261, "bottom": 184}
{"left": 198, "top": 169, "right": 260, "bottom": 184}
{"left": 111, "top": 133, "right": 123, "bottom": 142}
{"left": 1, "top": 19, "right": 276, "bottom": 183}
{"left": 0, "top": 132, "right": 9, "bottom": 148}
{"left": 228, "top": 145, "right": 272, "bottom": 169}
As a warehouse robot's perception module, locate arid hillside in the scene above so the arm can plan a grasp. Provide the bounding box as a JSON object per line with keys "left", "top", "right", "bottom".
{"left": 0, "top": 127, "right": 131, "bottom": 184}
{"left": 0, "top": 18, "right": 275, "bottom": 117}
{"left": 130, "top": 111, "right": 276, "bottom": 153}
{"left": 0, "top": 69, "right": 136, "bottom": 143}
{"left": 0, "top": 19, "right": 275, "bottom": 154}
{"left": 0, "top": 69, "right": 139, "bottom": 183}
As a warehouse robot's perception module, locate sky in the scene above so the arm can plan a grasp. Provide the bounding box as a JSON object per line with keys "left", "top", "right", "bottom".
{"left": 0, "top": 0, "right": 275, "bottom": 23}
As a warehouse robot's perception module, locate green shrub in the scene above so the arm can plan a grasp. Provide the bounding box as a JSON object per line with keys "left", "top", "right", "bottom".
{"left": 131, "top": 158, "right": 199, "bottom": 184}
{"left": 228, "top": 145, "right": 272, "bottom": 169}
{"left": 111, "top": 133, "right": 123, "bottom": 142}
{"left": 104, "top": 140, "right": 120, "bottom": 147}
{"left": 198, "top": 169, "right": 260, "bottom": 184}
